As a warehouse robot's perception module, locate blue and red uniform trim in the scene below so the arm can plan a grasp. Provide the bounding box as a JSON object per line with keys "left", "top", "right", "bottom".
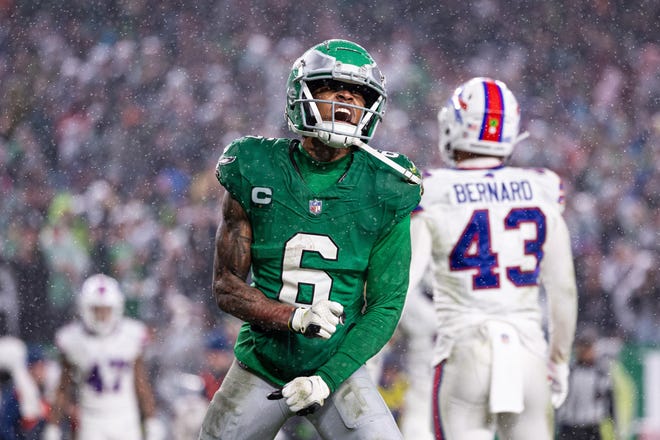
{"left": 478, "top": 80, "right": 504, "bottom": 143}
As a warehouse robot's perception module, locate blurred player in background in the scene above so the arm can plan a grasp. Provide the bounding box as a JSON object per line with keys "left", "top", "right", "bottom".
{"left": 42, "top": 274, "right": 165, "bottom": 440}
{"left": 411, "top": 77, "right": 577, "bottom": 439}
{"left": 0, "top": 335, "right": 44, "bottom": 439}
{"left": 557, "top": 327, "right": 615, "bottom": 439}
{"left": 397, "top": 275, "right": 436, "bottom": 440}
{"left": 366, "top": 273, "right": 436, "bottom": 440}
{"left": 199, "top": 39, "right": 421, "bottom": 440}
{"left": 198, "top": 330, "right": 233, "bottom": 402}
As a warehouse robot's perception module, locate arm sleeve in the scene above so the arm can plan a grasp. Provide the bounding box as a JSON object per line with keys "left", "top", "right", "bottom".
{"left": 399, "top": 213, "right": 436, "bottom": 336}
{"left": 408, "top": 213, "right": 432, "bottom": 291}
{"left": 540, "top": 214, "right": 578, "bottom": 364}
{"left": 316, "top": 216, "right": 411, "bottom": 391}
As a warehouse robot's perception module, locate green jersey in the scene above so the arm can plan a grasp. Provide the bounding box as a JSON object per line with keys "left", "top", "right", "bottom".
{"left": 216, "top": 136, "right": 421, "bottom": 390}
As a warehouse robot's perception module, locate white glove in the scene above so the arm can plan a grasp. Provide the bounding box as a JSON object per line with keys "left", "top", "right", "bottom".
{"left": 0, "top": 336, "right": 27, "bottom": 371}
{"left": 548, "top": 361, "right": 570, "bottom": 409}
{"left": 289, "top": 300, "right": 344, "bottom": 339}
{"left": 41, "top": 424, "right": 62, "bottom": 440}
{"left": 144, "top": 417, "right": 167, "bottom": 440}
{"left": 268, "top": 375, "right": 330, "bottom": 416}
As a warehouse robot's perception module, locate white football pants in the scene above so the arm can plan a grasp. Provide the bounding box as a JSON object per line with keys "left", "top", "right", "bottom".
{"left": 432, "top": 324, "right": 553, "bottom": 440}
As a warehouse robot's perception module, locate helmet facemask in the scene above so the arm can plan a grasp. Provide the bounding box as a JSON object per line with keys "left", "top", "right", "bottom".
{"left": 286, "top": 40, "right": 387, "bottom": 148}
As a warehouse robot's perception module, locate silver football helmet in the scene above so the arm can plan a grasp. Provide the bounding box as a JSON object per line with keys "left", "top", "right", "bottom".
{"left": 285, "top": 39, "right": 387, "bottom": 148}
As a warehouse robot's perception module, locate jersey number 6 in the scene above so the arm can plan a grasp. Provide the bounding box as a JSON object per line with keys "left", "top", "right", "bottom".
{"left": 279, "top": 233, "right": 338, "bottom": 306}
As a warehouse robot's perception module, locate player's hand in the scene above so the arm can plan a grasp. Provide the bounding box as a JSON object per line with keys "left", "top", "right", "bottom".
{"left": 144, "top": 417, "right": 167, "bottom": 440}
{"left": 41, "top": 424, "right": 62, "bottom": 440}
{"left": 289, "top": 300, "right": 344, "bottom": 339}
{"left": 267, "top": 375, "right": 330, "bottom": 415}
{"left": 0, "top": 336, "right": 27, "bottom": 371}
{"left": 548, "top": 361, "right": 569, "bottom": 409}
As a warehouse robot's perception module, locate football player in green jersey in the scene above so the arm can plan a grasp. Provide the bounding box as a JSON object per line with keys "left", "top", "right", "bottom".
{"left": 198, "top": 39, "right": 421, "bottom": 440}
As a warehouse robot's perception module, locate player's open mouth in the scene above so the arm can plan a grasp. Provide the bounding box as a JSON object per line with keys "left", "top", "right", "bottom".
{"left": 334, "top": 107, "right": 353, "bottom": 123}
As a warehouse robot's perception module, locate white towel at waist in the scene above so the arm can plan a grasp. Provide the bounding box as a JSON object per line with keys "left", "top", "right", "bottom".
{"left": 486, "top": 320, "right": 524, "bottom": 414}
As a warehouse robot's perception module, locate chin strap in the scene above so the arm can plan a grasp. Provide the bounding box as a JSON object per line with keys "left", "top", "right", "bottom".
{"left": 515, "top": 130, "right": 530, "bottom": 145}
{"left": 352, "top": 139, "right": 422, "bottom": 185}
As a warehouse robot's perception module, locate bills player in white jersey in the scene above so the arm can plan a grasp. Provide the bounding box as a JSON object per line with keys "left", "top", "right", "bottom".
{"left": 410, "top": 77, "right": 577, "bottom": 439}
{"left": 43, "top": 274, "right": 165, "bottom": 440}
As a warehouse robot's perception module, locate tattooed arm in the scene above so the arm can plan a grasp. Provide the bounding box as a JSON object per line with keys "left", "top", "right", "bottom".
{"left": 213, "top": 192, "right": 294, "bottom": 330}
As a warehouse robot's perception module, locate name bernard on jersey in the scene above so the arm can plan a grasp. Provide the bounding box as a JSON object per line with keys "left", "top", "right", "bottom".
{"left": 453, "top": 179, "right": 533, "bottom": 204}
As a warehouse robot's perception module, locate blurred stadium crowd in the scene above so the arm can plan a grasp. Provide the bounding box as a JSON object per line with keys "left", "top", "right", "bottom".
{"left": 0, "top": 0, "right": 658, "bottom": 437}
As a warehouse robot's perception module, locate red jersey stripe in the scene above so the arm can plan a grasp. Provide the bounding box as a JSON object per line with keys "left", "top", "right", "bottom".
{"left": 433, "top": 361, "right": 446, "bottom": 439}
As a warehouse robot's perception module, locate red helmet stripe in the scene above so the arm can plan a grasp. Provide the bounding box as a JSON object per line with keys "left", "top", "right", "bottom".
{"left": 479, "top": 80, "right": 504, "bottom": 142}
